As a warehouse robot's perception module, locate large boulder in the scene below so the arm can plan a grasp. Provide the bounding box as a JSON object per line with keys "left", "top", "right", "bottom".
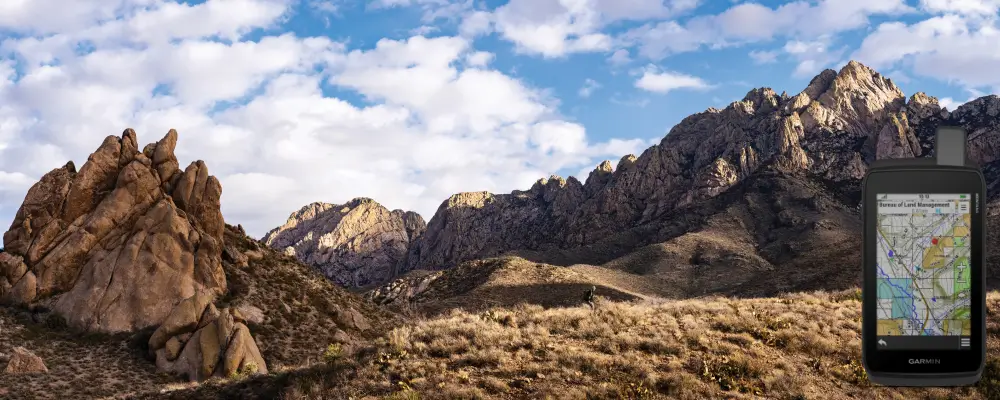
{"left": 149, "top": 293, "right": 267, "bottom": 382}
{"left": 0, "top": 129, "right": 227, "bottom": 333}
{"left": 262, "top": 198, "right": 425, "bottom": 288}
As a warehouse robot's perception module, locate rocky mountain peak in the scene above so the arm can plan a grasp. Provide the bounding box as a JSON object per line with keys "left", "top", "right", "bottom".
{"left": 392, "top": 60, "right": 1000, "bottom": 273}
{"left": 585, "top": 160, "right": 615, "bottom": 189}
{"left": 262, "top": 197, "right": 425, "bottom": 288}
{"left": 741, "top": 87, "right": 780, "bottom": 114}
{"left": 1, "top": 129, "right": 227, "bottom": 333}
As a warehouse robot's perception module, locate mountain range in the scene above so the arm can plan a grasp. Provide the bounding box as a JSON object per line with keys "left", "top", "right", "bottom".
{"left": 264, "top": 61, "right": 1000, "bottom": 310}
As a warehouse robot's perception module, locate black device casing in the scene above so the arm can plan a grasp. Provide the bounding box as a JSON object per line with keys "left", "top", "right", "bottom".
{"left": 861, "top": 158, "right": 987, "bottom": 386}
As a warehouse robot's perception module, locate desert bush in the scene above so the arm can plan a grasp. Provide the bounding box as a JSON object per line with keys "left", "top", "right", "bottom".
{"left": 323, "top": 343, "right": 343, "bottom": 363}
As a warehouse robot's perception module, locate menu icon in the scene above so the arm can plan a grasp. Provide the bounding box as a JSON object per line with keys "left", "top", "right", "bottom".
{"left": 960, "top": 337, "right": 971, "bottom": 348}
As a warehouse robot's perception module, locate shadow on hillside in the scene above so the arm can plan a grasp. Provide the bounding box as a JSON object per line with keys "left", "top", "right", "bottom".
{"left": 417, "top": 282, "right": 643, "bottom": 316}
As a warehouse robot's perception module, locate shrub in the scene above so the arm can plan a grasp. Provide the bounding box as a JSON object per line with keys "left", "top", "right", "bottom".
{"left": 323, "top": 343, "right": 343, "bottom": 363}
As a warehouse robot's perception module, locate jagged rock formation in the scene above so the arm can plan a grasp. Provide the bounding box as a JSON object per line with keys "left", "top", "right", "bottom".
{"left": 149, "top": 292, "right": 267, "bottom": 382}
{"left": 262, "top": 198, "right": 426, "bottom": 288}
{"left": 0, "top": 129, "right": 227, "bottom": 333}
{"left": 3, "top": 347, "right": 47, "bottom": 374}
{"left": 366, "top": 270, "right": 444, "bottom": 305}
{"left": 401, "top": 61, "right": 1000, "bottom": 274}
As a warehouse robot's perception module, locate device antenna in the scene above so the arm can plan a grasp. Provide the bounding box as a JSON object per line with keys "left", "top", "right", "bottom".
{"left": 935, "top": 126, "right": 968, "bottom": 166}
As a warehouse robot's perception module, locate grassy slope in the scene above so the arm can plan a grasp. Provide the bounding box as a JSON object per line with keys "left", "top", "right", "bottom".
{"left": 141, "top": 290, "right": 1000, "bottom": 400}
{"left": 219, "top": 226, "right": 401, "bottom": 369}
{"left": 0, "top": 308, "right": 174, "bottom": 400}
{"left": 0, "top": 226, "right": 401, "bottom": 399}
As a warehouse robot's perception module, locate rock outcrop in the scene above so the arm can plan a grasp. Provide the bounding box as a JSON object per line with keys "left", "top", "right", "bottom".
{"left": 3, "top": 347, "right": 48, "bottom": 374}
{"left": 365, "top": 270, "right": 445, "bottom": 305}
{"left": 399, "top": 61, "right": 1000, "bottom": 273}
{"left": 149, "top": 292, "right": 267, "bottom": 382}
{"left": 262, "top": 198, "right": 425, "bottom": 288}
{"left": 0, "top": 129, "right": 227, "bottom": 333}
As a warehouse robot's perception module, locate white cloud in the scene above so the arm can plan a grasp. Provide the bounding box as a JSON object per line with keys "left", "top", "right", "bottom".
{"left": 0, "top": 1, "right": 648, "bottom": 238}
{"left": 937, "top": 87, "right": 984, "bottom": 110}
{"left": 919, "top": 0, "right": 1000, "bottom": 15}
{"left": 749, "top": 50, "right": 778, "bottom": 64}
{"left": 852, "top": 15, "right": 1000, "bottom": 89}
{"left": 458, "top": 10, "right": 493, "bottom": 37}
{"left": 308, "top": 0, "right": 343, "bottom": 14}
{"left": 634, "top": 65, "right": 711, "bottom": 94}
{"left": 486, "top": 0, "right": 701, "bottom": 58}
{"left": 465, "top": 51, "right": 494, "bottom": 67}
{"left": 783, "top": 37, "right": 846, "bottom": 78}
{"left": 608, "top": 49, "right": 632, "bottom": 66}
{"left": 410, "top": 25, "right": 439, "bottom": 35}
{"left": 622, "top": 0, "right": 912, "bottom": 60}
{"left": 578, "top": 78, "right": 601, "bottom": 98}
{"left": 938, "top": 97, "right": 961, "bottom": 110}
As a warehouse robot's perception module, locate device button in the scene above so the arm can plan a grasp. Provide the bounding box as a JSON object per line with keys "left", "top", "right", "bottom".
{"left": 961, "top": 338, "right": 970, "bottom": 347}
{"left": 878, "top": 338, "right": 887, "bottom": 347}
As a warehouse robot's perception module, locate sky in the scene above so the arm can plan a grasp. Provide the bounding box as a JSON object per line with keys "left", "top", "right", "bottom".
{"left": 1, "top": 0, "right": 1000, "bottom": 239}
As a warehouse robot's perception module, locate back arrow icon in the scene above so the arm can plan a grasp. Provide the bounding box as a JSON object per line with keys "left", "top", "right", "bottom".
{"left": 878, "top": 339, "right": 887, "bottom": 346}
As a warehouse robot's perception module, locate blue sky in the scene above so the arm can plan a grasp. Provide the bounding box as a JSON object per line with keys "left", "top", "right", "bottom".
{"left": 279, "top": 0, "right": 967, "bottom": 145}
{"left": 1, "top": 0, "right": 999, "bottom": 237}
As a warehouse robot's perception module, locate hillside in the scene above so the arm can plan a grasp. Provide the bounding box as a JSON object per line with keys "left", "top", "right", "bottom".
{"left": 0, "top": 222, "right": 400, "bottom": 400}
{"left": 130, "top": 290, "right": 1000, "bottom": 400}
{"left": 261, "top": 199, "right": 426, "bottom": 290}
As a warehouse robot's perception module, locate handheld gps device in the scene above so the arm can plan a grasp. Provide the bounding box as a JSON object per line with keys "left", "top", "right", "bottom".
{"left": 862, "top": 126, "right": 986, "bottom": 386}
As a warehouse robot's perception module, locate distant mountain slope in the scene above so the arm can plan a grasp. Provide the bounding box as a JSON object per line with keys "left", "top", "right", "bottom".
{"left": 261, "top": 198, "right": 425, "bottom": 289}
{"left": 269, "top": 61, "right": 1000, "bottom": 299}
{"left": 404, "top": 61, "right": 1000, "bottom": 275}
{"left": 369, "top": 164, "right": 862, "bottom": 312}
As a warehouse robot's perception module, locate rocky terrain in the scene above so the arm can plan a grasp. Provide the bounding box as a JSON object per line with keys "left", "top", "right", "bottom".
{"left": 0, "top": 131, "right": 397, "bottom": 399}
{"left": 262, "top": 199, "right": 425, "bottom": 289}
{"left": 0, "top": 129, "right": 227, "bottom": 333}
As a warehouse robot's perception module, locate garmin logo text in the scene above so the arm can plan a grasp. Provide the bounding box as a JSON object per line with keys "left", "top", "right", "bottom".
{"left": 909, "top": 359, "right": 942, "bottom": 365}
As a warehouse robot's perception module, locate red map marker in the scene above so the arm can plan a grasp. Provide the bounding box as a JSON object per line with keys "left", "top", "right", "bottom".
{"left": 932, "top": 238, "right": 939, "bottom": 245}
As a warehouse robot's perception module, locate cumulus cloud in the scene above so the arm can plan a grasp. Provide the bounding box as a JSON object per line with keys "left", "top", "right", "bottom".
{"left": 918, "top": 0, "right": 1000, "bottom": 16}
{"left": 484, "top": 0, "right": 700, "bottom": 58}
{"left": 852, "top": 14, "right": 1000, "bottom": 89}
{"left": 634, "top": 65, "right": 711, "bottom": 94}
{"left": 0, "top": 0, "right": 651, "bottom": 238}
{"left": 783, "top": 37, "right": 847, "bottom": 78}
{"left": 622, "top": 0, "right": 911, "bottom": 60}
{"left": 465, "top": 51, "right": 494, "bottom": 67}
{"left": 607, "top": 49, "right": 632, "bottom": 66}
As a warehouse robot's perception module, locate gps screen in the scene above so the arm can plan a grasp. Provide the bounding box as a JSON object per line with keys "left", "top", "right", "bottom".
{"left": 875, "top": 193, "right": 972, "bottom": 350}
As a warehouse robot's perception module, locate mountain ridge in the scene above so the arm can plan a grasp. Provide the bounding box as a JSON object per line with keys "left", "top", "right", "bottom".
{"left": 266, "top": 60, "right": 1000, "bottom": 292}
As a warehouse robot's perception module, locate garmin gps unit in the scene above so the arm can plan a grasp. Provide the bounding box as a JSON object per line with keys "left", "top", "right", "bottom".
{"left": 861, "top": 126, "right": 986, "bottom": 386}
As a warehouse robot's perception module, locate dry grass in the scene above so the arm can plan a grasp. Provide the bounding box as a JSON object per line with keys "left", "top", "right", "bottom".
{"left": 216, "top": 226, "right": 401, "bottom": 369}
{"left": 144, "top": 289, "right": 1000, "bottom": 400}
{"left": 0, "top": 226, "right": 402, "bottom": 399}
{"left": 0, "top": 308, "right": 175, "bottom": 399}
